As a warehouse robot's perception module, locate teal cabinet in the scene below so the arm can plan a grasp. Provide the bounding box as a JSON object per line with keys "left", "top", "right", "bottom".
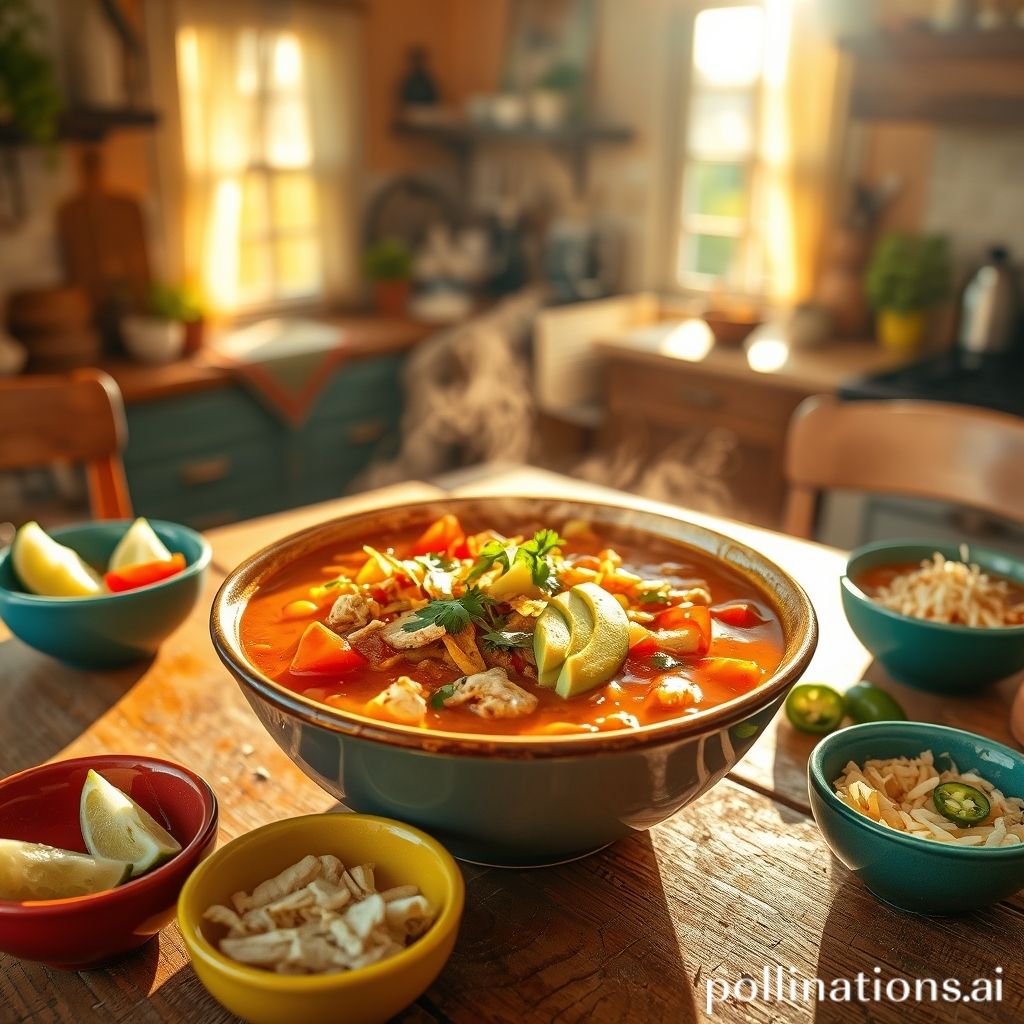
{"left": 124, "top": 354, "right": 406, "bottom": 528}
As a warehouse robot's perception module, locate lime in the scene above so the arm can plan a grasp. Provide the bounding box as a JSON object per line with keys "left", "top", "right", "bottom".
{"left": 108, "top": 518, "right": 172, "bottom": 572}
{"left": 0, "top": 838, "right": 131, "bottom": 901}
{"left": 80, "top": 769, "right": 181, "bottom": 878}
{"left": 11, "top": 522, "right": 104, "bottom": 598}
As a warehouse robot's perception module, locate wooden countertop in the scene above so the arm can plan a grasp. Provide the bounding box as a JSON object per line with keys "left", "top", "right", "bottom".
{"left": 3, "top": 465, "right": 1023, "bottom": 1023}
{"left": 98, "top": 316, "right": 436, "bottom": 404}
{"left": 596, "top": 322, "right": 900, "bottom": 394}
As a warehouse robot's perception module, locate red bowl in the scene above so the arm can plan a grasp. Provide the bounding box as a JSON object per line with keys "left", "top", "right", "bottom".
{"left": 0, "top": 754, "right": 218, "bottom": 970}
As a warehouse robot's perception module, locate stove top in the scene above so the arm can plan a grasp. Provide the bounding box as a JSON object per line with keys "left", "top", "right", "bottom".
{"left": 840, "top": 350, "right": 1024, "bottom": 417}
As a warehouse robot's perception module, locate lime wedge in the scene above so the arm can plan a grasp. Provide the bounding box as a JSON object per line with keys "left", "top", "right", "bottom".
{"left": 80, "top": 769, "right": 182, "bottom": 878}
{"left": 108, "top": 518, "right": 172, "bottom": 572}
{"left": 0, "top": 838, "right": 131, "bottom": 901}
{"left": 11, "top": 521, "right": 104, "bottom": 598}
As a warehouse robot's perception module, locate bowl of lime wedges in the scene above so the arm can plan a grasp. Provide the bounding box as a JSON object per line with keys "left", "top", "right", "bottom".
{"left": 0, "top": 753, "right": 217, "bottom": 969}
{"left": 0, "top": 517, "right": 210, "bottom": 668}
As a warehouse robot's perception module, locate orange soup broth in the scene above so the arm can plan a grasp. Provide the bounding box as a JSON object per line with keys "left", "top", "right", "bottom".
{"left": 240, "top": 524, "right": 785, "bottom": 736}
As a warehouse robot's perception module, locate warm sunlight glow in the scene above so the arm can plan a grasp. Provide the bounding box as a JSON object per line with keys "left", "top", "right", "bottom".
{"left": 745, "top": 334, "right": 789, "bottom": 374}
{"left": 693, "top": 6, "right": 765, "bottom": 89}
{"left": 660, "top": 319, "right": 715, "bottom": 362}
{"left": 273, "top": 35, "right": 303, "bottom": 89}
{"left": 206, "top": 179, "right": 242, "bottom": 312}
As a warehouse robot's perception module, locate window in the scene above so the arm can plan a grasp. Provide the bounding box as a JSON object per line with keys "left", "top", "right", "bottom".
{"left": 674, "top": 4, "right": 769, "bottom": 294}
{"left": 164, "top": 2, "right": 361, "bottom": 317}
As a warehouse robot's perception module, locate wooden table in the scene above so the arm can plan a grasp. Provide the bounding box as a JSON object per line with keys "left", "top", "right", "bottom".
{"left": 3, "top": 466, "right": 1022, "bottom": 1024}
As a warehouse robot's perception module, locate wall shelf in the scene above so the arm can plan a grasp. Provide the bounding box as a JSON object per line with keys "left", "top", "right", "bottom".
{"left": 392, "top": 118, "right": 635, "bottom": 193}
{"left": 841, "top": 29, "right": 1024, "bottom": 124}
{"left": 0, "top": 106, "right": 160, "bottom": 146}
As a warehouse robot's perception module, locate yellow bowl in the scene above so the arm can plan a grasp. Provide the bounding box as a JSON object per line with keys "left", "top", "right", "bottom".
{"left": 177, "top": 813, "right": 464, "bottom": 1024}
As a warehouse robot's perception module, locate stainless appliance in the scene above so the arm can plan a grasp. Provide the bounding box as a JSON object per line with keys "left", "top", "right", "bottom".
{"left": 957, "top": 246, "right": 1021, "bottom": 357}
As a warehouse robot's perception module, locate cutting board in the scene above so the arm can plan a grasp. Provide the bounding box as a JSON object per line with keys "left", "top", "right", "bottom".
{"left": 57, "top": 147, "right": 151, "bottom": 338}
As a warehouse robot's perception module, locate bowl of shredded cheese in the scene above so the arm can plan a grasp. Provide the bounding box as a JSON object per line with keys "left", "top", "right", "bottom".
{"left": 841, "top": 540, "right": 1024, "bottom": 693}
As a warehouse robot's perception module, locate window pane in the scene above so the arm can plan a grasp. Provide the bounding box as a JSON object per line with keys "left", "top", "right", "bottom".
{"left": 271, "top": 172, "right": 317, "bottom": 231}
{"left": 693, "top": 6, "right": 764, "bottom": 89}
{"left": 239, "top": 240, "right": 273, "bottom": 304}
{"left": 688, "top": 92, "right": 755, "bottom": 159}
{"left": 241, "top": 172, "right": 269, "bottom": 237}
{"left": 265, "top": 96, "right": 312, "bottom": 168}
{"left": 686, "top": 162, "right": 746, "bottom": 219}
{"left": 690, "top": 234, "right": 737, "bottom": 278}
{"left": 271, "top": 34, "right": 303, "bottom": 91}
{"left": 275, "top": 236, "right": 321, "bottom": 297}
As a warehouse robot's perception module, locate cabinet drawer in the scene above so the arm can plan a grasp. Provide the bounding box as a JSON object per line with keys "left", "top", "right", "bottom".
{"left": 125, "top": 389, "right": 279, "bottom": 465}
{"left": 607, "top": 361, "right": 805, "bottom": 435}
{"left": 309, "top": 355, "right": 405, "bottom": 426}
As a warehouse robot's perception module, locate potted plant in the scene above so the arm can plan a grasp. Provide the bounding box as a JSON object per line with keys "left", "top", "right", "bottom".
{"left": 121, "top": 283, "right": 204, "bottom": 365}
{"left": 865, "top": 232, "right": 951, "bottom": 354}
{"left": 530, "top": 62, "right": 583, "bottom": 128}
{"left": 363, "top": 238, "right": 413, "bottom": 318}
{"left": 0, "top": 0, "right": 62, "bottom": 143}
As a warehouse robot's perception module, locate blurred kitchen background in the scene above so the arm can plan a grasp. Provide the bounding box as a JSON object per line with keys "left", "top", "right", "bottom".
{"left": 1, "top": 0, "right": 1023, "bottom": 550}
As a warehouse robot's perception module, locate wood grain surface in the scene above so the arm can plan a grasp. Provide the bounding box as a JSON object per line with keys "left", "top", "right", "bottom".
{"left": 2, "top": 469, "right": 1021, "bottom": 1024}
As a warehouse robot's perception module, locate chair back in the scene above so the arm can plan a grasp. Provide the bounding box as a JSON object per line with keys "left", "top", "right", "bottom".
{"left": 0, "top": 369, "right": 132, "bottom": 519}
{"left": 783, "top": 394, "right": 1024, "bottom": 538}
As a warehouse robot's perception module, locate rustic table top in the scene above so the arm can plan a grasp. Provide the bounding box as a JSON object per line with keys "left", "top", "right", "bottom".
{"left": 2, "top": 465, "right": 1021, "bottom": 1024}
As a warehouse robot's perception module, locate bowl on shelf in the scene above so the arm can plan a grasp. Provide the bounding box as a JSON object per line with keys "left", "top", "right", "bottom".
{"left": 701, "top": 309, "right": 762, "bottom": 348}
{"left": 809, "top": 721, "right": 1024, "bottom": 915}
{"left": 0, "top": 754, "right": 218, "bottom": 969}
{"left": 211, "top": 496, "right": 818, "bottom": 867}
{"left": 0, "top": 519, "right": 211, "bottom": 669}
{"left": 841, "top": 540, "right": 1024, "bottom": 694}
{"left": 178, "top": 812, "right": 464, "bottom": 1024}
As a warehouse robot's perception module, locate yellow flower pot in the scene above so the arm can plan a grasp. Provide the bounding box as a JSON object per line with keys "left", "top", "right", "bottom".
{"left": 877, "top": 309, "right": 928, "bottom": 356}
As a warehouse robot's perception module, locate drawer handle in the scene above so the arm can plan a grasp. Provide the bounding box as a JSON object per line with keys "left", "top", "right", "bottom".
{"left": 346, "top": 420, "right": 387, "bottom": 445}
{"left": 678, "top": 386, "right": 723, "bottom": 409}
{"left": 179, "top": 455, "right": 230, "bottom": 487}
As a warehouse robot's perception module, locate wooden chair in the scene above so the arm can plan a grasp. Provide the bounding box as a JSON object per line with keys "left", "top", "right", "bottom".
{"left": 0, "top": 368, "right": 132, "bottom": 519}
{"left": 783, "top": 394, "right": 1024, "bottom": 539}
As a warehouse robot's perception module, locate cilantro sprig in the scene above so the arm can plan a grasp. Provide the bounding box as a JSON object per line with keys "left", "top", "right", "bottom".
{"left": 467, "top": 528, "right": 566, "bottom": 595}
{"left": 430, "top": 682, "right": 458, "bottom": 709}
{"left": 402, "top": 587, "right": 497, "bottom": 634}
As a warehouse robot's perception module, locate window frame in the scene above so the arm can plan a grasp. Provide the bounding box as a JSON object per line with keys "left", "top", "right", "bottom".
{"left": 668, "top": 0, "right": 768, "bottom": 299}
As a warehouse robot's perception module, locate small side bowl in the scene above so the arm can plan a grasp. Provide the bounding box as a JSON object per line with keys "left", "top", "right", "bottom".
{"left": 0, "top": 754, "right": 218, "bottom": 969}
{"left": 841, "top": 539, "right": 1024, "bottom": 693}
{"left": 178, "top": 813, "right": 464, "bottom": 1024}
{"left": 0, "top": 519, "right": 211, "bottom": 668}
{"left": 809, "top": 721, "right": 1024, "bottom": 914}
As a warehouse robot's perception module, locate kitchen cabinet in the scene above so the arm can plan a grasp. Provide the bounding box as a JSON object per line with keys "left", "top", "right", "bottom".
{"left": 597, "top": 327, "right": 895, "bottom": 527}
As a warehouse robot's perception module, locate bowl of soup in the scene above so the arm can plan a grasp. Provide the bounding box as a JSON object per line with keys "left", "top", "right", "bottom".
{"left": 211, "top": 497, "right": 817, "bottom": 866}
{"left": 842, "top": 540, "right": 1024, "bottom": 694}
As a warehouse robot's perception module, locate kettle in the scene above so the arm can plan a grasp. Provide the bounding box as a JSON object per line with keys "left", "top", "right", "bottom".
{"left": 957, "top": 246, "right": 1020, "bottom": 356}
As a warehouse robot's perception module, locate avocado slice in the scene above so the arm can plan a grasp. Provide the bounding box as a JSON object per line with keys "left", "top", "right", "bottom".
{"left": 535, "top": 603, "right": 571, "bottom": 687}
{"left": 555, "top": 583, "right": 630, "bottom": 699}
{"left": 543, "top": 589, "right": 595, "bottom": 688}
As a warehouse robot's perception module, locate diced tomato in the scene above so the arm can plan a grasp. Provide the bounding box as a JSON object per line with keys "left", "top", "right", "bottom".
{"left": 448, "top": 537, "right": 471, "bottom": 560}
{"left": 710, "top": 601, "right": 765, "bottom": 629}
{"left": 104, "top": 553, "right": 186, "bottom": 593}
{"left": 656, "top": 605, "right": 711, "bottom": 646}
{"left": 700, "top": 656, "right": 763, "bottom": 692}
{"left": 627, "top": 622, "right": 657, "bottom": 656}
{"left": 290, "top": 622, "right": 367, "bottom": 675}
{"left": 411, "top": 514, "right": 465, "bottom": 556}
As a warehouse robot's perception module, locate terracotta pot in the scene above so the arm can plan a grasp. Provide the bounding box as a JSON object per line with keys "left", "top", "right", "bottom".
{"left": 182, "top": 317, "right": 206, "bottom": 356}
{"left": 373, "top": 279, "right": 411, "bottom": 318}
{"left": 877, "top": 309, "right": 928, "bottom": 355}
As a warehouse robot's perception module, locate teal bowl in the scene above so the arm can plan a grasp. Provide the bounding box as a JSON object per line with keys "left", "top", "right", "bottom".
{"left": 809, "top": 721, "right": 1024, "bottom": 914}
{"left": 211, "top": 496, "right": 817, "bottom": 867}
{"left": 841, "top": 540, "right": 1024, "bottom": 693}
{"left": 0, "top": 520, "right": 210, "bottom": 668}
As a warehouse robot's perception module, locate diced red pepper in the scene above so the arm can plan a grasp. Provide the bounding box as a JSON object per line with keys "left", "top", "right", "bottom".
{"left": 104, "top": 553, "right": 186, "bottom": 593}
{"left": 411, "top": 514, "right": 466, "bottom": 556}
{"left": 290, "top": 622, "right": 367, "bottom": 675}
{"left": 710, "top": 601, "right": 766, "bottom": 629}
{"left": 656, "top": 605, "right": 711, "bottom": 648}
{"left": 628, "top": 622, "right": 657, "bottom": 656}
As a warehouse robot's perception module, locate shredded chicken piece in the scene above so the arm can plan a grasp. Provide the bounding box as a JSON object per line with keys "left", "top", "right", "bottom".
{"left": 440, "top": 667, "right": 538, "bottom": 719}
{"left": 380, "top": 611, "right": 446, "bottom": 649}
{"left": 441, "top": 624, "right": 486, "bottom": 674}
{"left": 231, "top": 855, "right": 321, "bottom": 914}
{"left": 653, "top": 676, "right": 703, "bottom": 709}
{"left": 364, "top": 675, "right": 427, "bottom": 725}
{"left": 326, "top": 593, "right": 378, "bottom": 635}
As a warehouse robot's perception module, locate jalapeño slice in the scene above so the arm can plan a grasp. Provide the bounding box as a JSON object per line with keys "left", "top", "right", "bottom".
{"left": 933, "top": 782, "right": 991, "bottom": 827}
{"left": 785, "top": 683, "right": 844, "bottom": 735}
